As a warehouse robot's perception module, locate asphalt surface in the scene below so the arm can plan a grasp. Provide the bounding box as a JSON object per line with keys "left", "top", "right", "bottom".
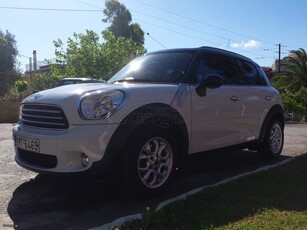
{"left": 0, "top": 123, "right": 306, "bottom": 229}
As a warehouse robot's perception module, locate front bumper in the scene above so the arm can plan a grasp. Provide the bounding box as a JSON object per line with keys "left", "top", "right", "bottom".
{"left": 12, "top": 123, "right": 118, "bottom": 174}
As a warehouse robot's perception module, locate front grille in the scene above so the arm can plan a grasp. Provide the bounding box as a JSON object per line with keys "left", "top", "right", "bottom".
{"left": 21, "top": 104, "right": 69, "bottom": 129}
{"left": 18, "top": 148, "right": 57, "bottom": 168}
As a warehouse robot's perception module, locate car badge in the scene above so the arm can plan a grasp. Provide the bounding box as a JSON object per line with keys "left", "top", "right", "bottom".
{"left": 34, "top": 93, "right": 43, "bottom": 100}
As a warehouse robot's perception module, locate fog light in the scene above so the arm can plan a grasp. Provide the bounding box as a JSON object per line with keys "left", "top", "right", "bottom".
{"left": 81, "top": 153, "right": 89, "bottom": 167}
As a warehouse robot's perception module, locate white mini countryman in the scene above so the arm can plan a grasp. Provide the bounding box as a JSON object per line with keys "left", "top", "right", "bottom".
{"left": 13, "top": 47, "right": 285, "bottom": 196}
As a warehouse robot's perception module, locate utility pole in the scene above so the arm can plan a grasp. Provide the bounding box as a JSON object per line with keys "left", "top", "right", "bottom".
{"left": 278, "top": 43, "right": 281, "bottom": 74}
{"left": 33, "top": 50, "right": 37, "bottom": 71}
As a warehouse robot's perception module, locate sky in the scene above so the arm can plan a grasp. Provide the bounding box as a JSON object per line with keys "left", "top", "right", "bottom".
{"left": 1, "top": 0, "right": 307, "bottom": 72}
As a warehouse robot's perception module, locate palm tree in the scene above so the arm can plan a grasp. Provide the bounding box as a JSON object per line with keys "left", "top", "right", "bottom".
{"left": 281, "top": 48, "right": 307, "bottom": 87}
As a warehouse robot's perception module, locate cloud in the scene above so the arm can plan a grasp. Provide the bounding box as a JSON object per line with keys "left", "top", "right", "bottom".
{"left": 231, "top": 40, "right": 260, "bottom": 49}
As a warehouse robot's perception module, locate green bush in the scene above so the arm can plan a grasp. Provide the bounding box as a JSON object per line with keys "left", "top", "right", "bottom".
{"left": 14, "top": 80, "right": 29, "bottom": 101}
{"left": 271, "top": 77, "right": 307, "bottom": 121}
{"left": 279, "top": 90, "right": 306, "bottom": 121}
{"left": 295, "top": 87, "right": 307, "bottom": 121}
{"left": 282, "top": 93, "right": 305, "bottom": 114}
{"left": 295, "top": 87, "right": 307, "bottom": 108}
{"left": 30, "top": 73, "right": 60, "bottom": 91}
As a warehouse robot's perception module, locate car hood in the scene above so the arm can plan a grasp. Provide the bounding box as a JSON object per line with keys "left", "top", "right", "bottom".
{"left": 22, "top": 83, "right": 180, "bottom": 124}
{"left": 23, "top": 83, "right": 119, "bottom": 104}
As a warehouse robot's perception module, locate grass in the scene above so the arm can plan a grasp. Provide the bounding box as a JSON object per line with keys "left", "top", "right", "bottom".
{"left": 117, "top": 154, "right": 307, "bottom": 230}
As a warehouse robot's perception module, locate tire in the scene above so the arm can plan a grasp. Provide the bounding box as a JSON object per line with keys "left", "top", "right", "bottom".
{"left": 120, "top": 127, "right": 177, "bottom": 197}
{"left": 258, "top": 119, "right": 284, "bottom": 160}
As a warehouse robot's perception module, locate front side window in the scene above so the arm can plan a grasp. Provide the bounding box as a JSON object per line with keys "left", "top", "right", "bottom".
{"left": 108, "top": 52, "right": 195, "bottom": 84}
{"left": 195, "top": 53, "right": 236, "bottom": 84}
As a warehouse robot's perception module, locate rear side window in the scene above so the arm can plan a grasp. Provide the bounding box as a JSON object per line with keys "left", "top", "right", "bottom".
{"left": 233, "top": 59, "right": 264, "bottom": 85}
{"left": 256, "top": 66, "right": 270, "bottom": 86}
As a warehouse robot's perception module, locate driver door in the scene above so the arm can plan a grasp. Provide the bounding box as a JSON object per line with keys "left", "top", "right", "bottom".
{"left": 190, "top": 53, "right": 241, "bottom": 153}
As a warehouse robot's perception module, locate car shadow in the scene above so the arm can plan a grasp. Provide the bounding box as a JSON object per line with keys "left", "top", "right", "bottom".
{"left": 7, "top": 150, "right": 291, "bottom": 229}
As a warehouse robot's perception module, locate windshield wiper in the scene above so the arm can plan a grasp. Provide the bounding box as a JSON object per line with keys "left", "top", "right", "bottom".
{"left": 111, "top": 78, "right": 152, "bottom": 84}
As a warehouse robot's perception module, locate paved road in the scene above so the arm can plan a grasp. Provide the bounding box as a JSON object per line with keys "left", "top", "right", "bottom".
{"left": 0, "top": 123, "right": 306, "bottom": 229}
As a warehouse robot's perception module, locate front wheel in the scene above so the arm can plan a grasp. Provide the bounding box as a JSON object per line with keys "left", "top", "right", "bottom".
{"left": 258, "top": 119, "right": 284, "bottom": 160}
{"left": 121, "top": 128, "right": 177, "bottom": 197}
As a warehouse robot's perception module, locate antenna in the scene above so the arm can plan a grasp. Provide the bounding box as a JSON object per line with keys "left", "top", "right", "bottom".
{"left": 146, "top": 33, "right": 167, "bottom": 49}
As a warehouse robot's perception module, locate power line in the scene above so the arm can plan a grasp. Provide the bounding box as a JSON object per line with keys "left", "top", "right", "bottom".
{"left": 130, "top": 1, "right": 284, "bottom": 61}
{"left": 134, "top": 0, "right": 276, "bottom": 46}
{"left": 2, "top": 3, "right": 306, "bottom": 50}
{"left": 2, "top": 1, "right": 277, "bottom": 49}
{"left": 0, "top": 6, "right": 102, "bottom": 12}
{"left": 76, "top": 0, "right": 260, "bottom": 54}
{"left": 73, "top": 0, "right": 230, "bottom": 49}
{"left": 2, "top": 2, "right": 283, "bottom": 64}
{"left": 130, "top": 8, "right": 231, "bottom": 43}
{"left": 136, "top": 18, "right": 223, "bottom": 47}
{"left": 136, "top": 18, "right": 275, "bottom": 60}
{"left": 2, "top": 1, "right": 282, "bottom": 59}
{"left": 19, "top": 54, "right": 31, "bottom": 59}
{"left": 73, "top": 0, "right": 103, "bottom": 10}
{"left": 131, "top": 1, "right": 293, "bottom": 65}
{"left": 286, "top": 45, "right": 307, "bottom": 48}
{"left": 131, "top": 8, "right": 281, "bottom": 60}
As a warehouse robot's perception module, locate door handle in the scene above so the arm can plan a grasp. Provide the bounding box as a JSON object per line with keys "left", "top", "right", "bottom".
{"left": 265, "top": 96, "right": 272, "bottom": 101}
{"left": 230, "top": 96, "right": 239, "bottom": 101}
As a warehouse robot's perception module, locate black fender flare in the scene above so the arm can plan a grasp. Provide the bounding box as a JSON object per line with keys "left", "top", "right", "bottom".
{"left": 259, "top": 104, "right": 285, "bottom": 140}
{"left": 106, "top": 103, "right": 189, "bottom": 166}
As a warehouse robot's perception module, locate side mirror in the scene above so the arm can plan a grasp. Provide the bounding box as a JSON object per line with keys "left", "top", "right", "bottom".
{"left": 195, "top": 74, "right": 223, "bottom": 97}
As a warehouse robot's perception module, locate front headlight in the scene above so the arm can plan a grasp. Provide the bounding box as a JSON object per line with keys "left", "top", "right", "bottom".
{"left": 79, "top": 90, "right": 125, "bottom": 119}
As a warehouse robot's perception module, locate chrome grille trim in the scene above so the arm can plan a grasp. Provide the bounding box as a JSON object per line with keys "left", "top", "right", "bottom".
{"left": 21, "top": 104, "right": 69, "bottom": 129}
{"left": 22, "top": 108, "right": 62, "bottom": 114}
{"left": 22, "top": 114, "right": 65, "bottom": 120}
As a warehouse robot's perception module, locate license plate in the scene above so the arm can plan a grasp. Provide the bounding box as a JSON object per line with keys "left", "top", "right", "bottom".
{"left": 16, "top": 136, "right": 40, "bottom": 153}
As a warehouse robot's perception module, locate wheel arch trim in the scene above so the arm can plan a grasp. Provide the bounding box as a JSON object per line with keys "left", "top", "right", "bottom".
{"left": 259, "top": 104, "right": 285, "bottom": 140}
{"left": 106, "top": 103, "right": 189, "bottom": 164}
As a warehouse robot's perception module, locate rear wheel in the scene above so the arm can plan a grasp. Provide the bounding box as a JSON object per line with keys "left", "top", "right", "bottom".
{"left": 258, "top": 119, "right": 284, "bottom": 160}
{"left": 120, "top": 128, "right": 177, "bottom": 197}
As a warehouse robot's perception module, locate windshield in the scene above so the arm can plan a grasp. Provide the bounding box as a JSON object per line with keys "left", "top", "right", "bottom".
{"left": 108, "top": 51, "right": 195, "bottom": 84}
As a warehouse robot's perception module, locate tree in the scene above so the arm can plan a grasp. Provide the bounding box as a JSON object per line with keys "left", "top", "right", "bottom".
{"left": 102, "top": 0, "right": 144, "bottom": 46}
{"left": 0, "top": 30, "right": 18, "bottom": 72}
{"left": 271, "top": 48, "right": 307, "bottom": 121}
{"left": 100, "top": 30, "right": 145, "bottom": 78}
{"left": 53, "top": 29, "right": 102, "bottom": 79}
{"left": 50, "top": 1, "right": 145, "bottom": 82}
{"left": 0, "top": 29, "right": 19, "bottom": 97}
{"left": 280, "top": 48, "right": 307, "bottom": 87}
{"left": 52, "top": 30, "right": 145, "bottom": 80}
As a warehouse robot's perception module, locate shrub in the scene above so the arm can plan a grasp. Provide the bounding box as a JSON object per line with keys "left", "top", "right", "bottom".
{"left": 14, "top": 80, "right": 29, "bottom": 101}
